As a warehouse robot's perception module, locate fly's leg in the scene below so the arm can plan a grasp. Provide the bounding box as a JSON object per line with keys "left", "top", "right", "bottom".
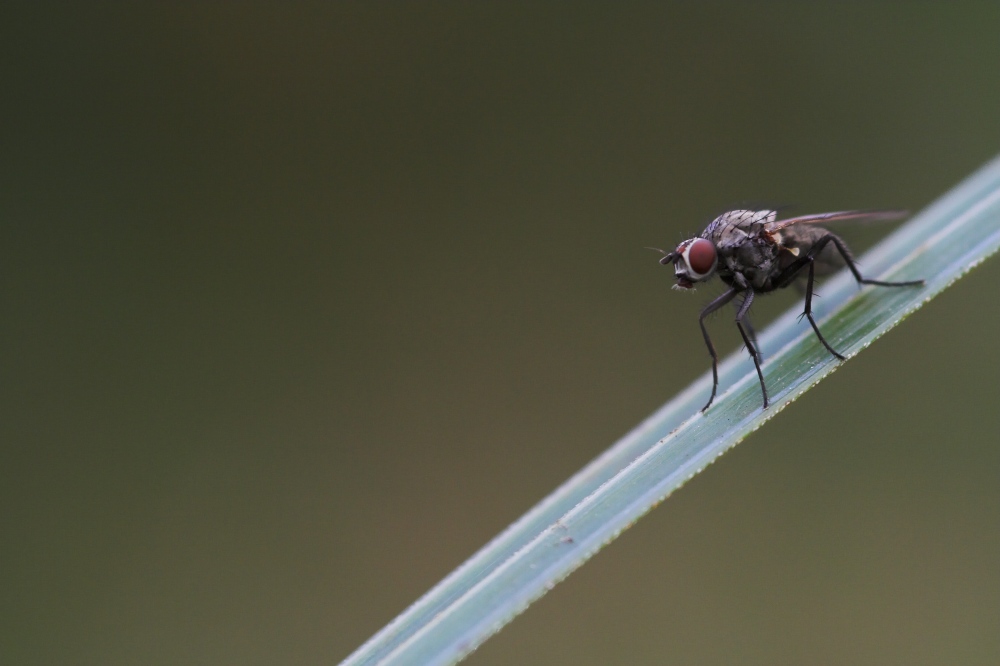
{"left": 734, "top": 288, "right": 768, "bottom": 409}
{"left": 774, "top": 233, "right": 924, "bottom": 290}
{"left": 698, "top": 288, "right": 738, "bottom": 412}
{"left": 820, "top": 234, "right": 924, "bottom": 288}
{"left": 743, "top": 313, "right": 760, "bottom": 361}
{"left": 802, "top": 258, "right": 846, "bottom": 361}
{"left": 772, "top": 232, "right": 923, "bottom": 360}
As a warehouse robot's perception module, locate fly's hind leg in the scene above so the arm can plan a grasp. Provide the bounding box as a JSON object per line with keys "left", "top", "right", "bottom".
{"left": 820, "top": 233, "right": 925, "bottom": 289}
{"left": 774, "top": 232, "right": 924, "bottom": 291}
{"left": 773, "top": 232, "right": 923, "bottom": 361}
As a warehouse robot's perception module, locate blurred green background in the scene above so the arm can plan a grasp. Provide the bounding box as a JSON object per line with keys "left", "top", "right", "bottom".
{"left": 2, "top": 4, "right": 999, "bottom": 665}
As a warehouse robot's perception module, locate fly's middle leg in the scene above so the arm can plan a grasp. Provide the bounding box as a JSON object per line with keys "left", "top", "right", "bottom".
{"left": 801, "top": 258, "right": 846, "bottom": 361}
{"left": 734, "top": 288, "right": 769, "bottom": 409}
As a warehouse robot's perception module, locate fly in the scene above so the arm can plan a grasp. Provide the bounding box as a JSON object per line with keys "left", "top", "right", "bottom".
{"left": 656, "top": 209, "right": 924, "bottom": 411}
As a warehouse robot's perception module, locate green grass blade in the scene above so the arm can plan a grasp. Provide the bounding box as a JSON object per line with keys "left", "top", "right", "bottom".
{"left": 341, "top": 154, "right": 1000, "bottom": 666}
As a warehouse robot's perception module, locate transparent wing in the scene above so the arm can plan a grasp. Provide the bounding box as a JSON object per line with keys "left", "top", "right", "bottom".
{"left": 766, "top": 209, "right": 908, "bottom": 232}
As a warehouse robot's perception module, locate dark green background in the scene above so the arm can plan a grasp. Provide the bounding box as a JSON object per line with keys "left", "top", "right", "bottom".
{"left": 2, "top": 4, "right": 999, "bottom": 665}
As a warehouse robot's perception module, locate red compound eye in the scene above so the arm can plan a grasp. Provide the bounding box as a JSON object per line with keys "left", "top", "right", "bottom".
{"left": 684, "top": 238, "right": 717, "bottom": 277}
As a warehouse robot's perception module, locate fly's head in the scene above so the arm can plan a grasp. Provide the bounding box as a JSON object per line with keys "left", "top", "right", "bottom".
{"left": 660, "top": 237, "right": 718, "bottom": 289}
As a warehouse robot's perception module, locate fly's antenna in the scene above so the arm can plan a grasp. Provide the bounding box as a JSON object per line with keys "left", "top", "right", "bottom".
{"left": 646, "top": 246, "right": 676, "bottom": 264}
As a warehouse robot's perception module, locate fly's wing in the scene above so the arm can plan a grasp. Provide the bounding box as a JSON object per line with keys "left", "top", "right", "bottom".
{"left": 765, "top": 209, "right": 907, "bottom": 233}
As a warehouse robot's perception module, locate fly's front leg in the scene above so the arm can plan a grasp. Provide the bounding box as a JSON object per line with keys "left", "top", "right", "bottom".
{"left": 698, "top": 288, "right": 738, "bottom": 411}
{"left": 734, "top": 288, "right": 769, "bottom": 409}
{"left": 743, "top": 313, "right": 760, "bottom": 359}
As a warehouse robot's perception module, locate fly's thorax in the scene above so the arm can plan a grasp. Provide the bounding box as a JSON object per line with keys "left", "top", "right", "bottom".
{"left": 721, "top": 237, "right": 783, "bottom": 290}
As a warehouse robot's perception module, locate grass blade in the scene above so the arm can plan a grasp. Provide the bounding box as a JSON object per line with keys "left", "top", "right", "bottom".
{"left": 342, "top": 154, "right": 1000, "bottom": 666}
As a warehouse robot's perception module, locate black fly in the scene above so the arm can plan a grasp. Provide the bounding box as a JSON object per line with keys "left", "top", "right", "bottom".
{"left": 658, "top": 209, "right": 924, "bottom": 411}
